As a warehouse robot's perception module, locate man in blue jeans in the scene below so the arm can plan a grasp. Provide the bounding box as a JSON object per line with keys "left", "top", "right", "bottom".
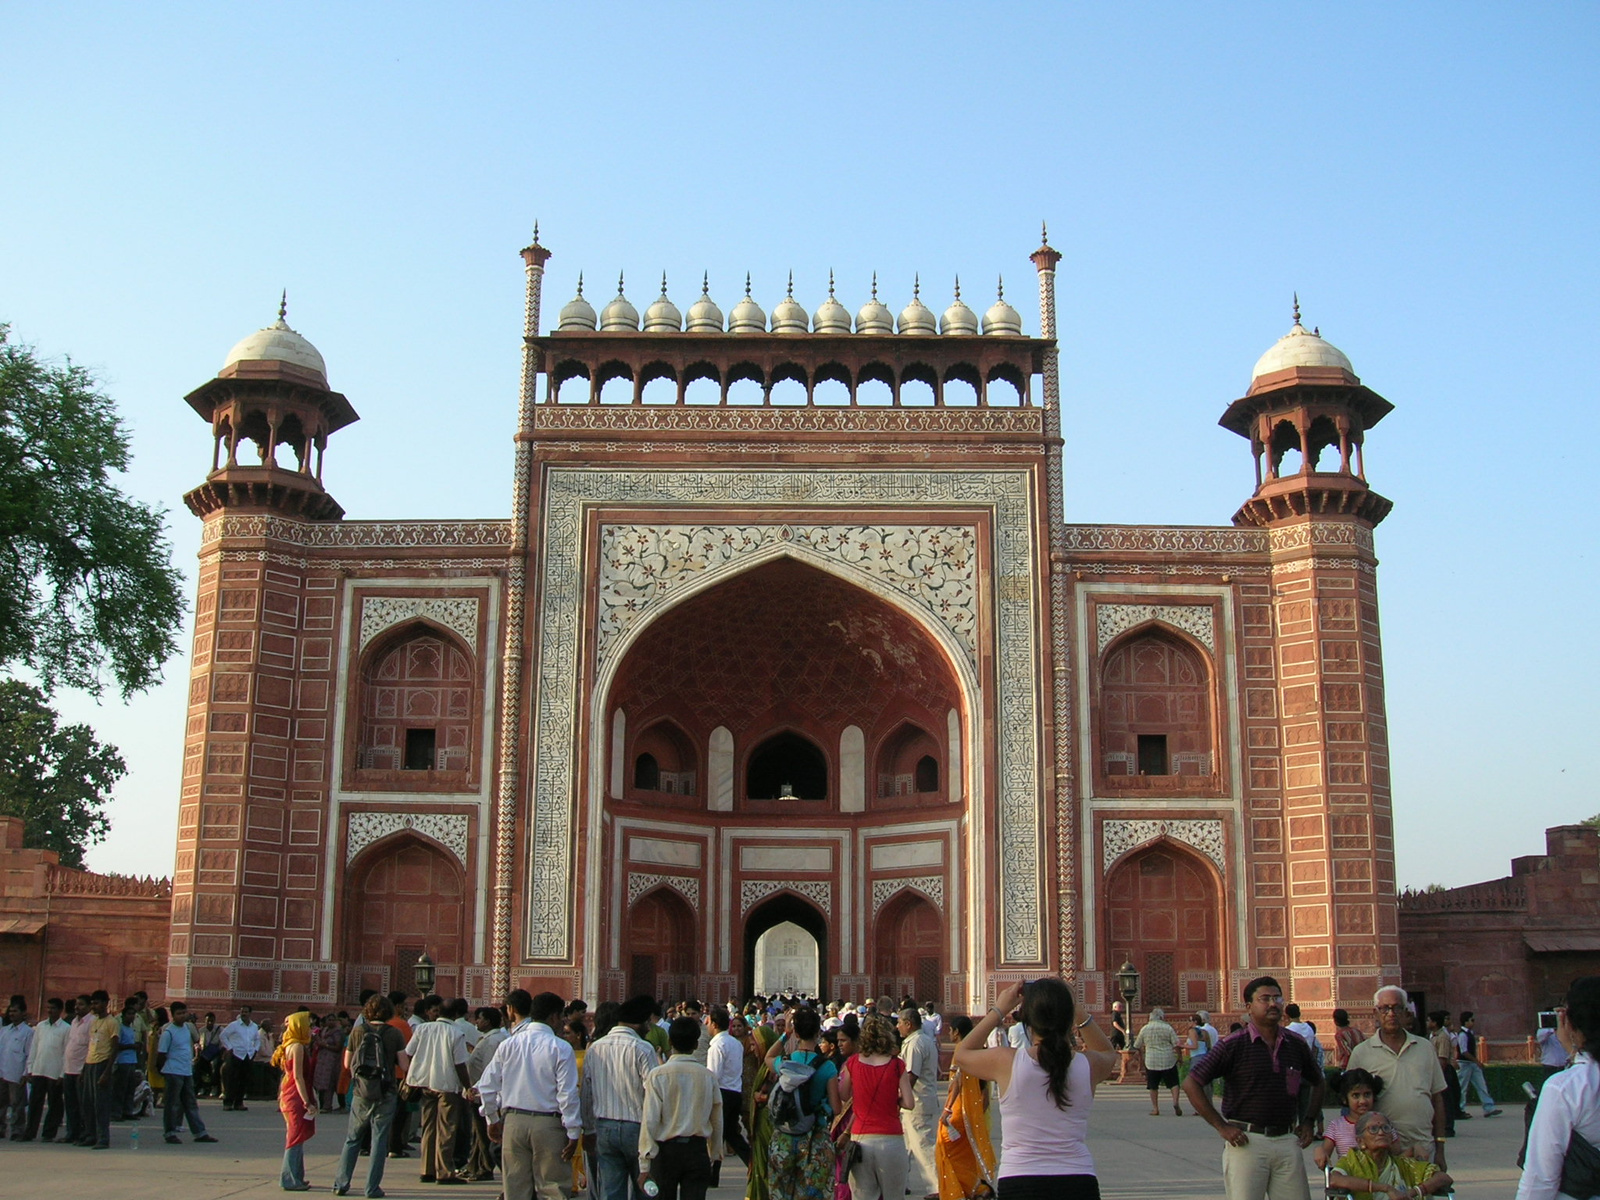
{"left": 156, "top": 1002, "right": 218, "bottom": 1144}
{"left": 582, "top": 996, "right": 661, "bottom": 1200}
{"left": 335, "top": 994, "right": 411, "bottom": 1199}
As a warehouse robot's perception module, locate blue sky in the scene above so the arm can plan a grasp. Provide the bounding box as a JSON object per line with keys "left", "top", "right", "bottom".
{"left": 3, "top": 4, "right": 1595, "bottom": 889}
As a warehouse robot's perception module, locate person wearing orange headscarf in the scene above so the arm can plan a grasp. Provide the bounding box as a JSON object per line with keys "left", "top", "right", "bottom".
{"left": 935, "top": 1018, "right": 997, "bottom": 1200}
{"left": 273, "top": 1011, "right": 318, "bottom": 1190}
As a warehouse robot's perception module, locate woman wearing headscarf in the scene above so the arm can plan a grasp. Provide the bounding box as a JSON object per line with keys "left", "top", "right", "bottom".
{"left": 936, "top": 1016, "right": 997, "bottom": 1200}
{"left": 273, "top": 1011, "right": 318, "bottom": 1191}
{"left": 745, "top": 1022, "right": 781, "bottom": 1200}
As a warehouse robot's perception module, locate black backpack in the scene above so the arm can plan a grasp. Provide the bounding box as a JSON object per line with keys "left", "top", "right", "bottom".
{"left": 352, "top": 1027, "right": 391, "bottom": 1102}
{"left": 769, "top": 1053, "right": 820, "bottom": 1136}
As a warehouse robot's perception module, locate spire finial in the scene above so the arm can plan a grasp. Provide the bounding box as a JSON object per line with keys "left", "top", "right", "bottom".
{"left": 533, "top": 219, "right": 540, "bottom": 245}
{"left": 913, "top": 273, "right": 921, "bottom": 300}
{"left": 701, "top": 270, "right": 709, "bottom": 296}
{"left": 744, "top": 271, "right": 752, "bottom": 298}
{"left": 828, "top": 269, "right": 836, "bottom": 298}
{"left": 278, "top": 289, "right": 287, "bottom": 322}
{"left": 953, "top": 274, "right": 961, "bottom": 301}
{"left": 576, "top": 271, "right": 584, "bottom": 297}
{"left": 996, "top": 275, "right": 1005, "bottom": 301}
{"left": 660, "top": 271, "right": 669, "bottom": 297}
{"left": 1041, "top": 220, "right": 1049, "bottom": 244}
{"left": 617, "top": 270, "right": 625, "bottom": 296}
{"left": 871, "top": 271, "right": 879, "bottom": 301}
{"left": 787, "top": 270, "right": 794, "bottom": 298}
{"left": 1293, "top": 291, "right": 1301, "bottom": 326}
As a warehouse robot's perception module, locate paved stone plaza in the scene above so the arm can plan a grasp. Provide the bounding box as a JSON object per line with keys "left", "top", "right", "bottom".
{"left": 0, "top": 1085, "right": 1524, "bottom": 1199}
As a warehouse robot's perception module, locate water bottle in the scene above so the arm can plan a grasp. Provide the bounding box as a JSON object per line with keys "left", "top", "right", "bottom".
{"left": 130, "top": 1126, "right": 140, "bottom": 1150}
{"left": 643, "top": 1181, "right": 659, "bottom": 1197}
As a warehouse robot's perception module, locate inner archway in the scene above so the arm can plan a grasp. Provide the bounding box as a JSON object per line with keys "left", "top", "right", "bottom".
{"left": 753, "top": 920, "right": 819, "bottom": 993}
{"left": 743, "top": 892, "right": 827, "bottom": 997}
{"left": 875, "top": 890, "right": 943, "bottom": 1002}
{"left": 1104, "top": 843, "right": 1221, "bottom": 1010}
{"left": 625, "top": 886, "right": 695, "bottom": 999}
{"left": 342, "top": 835, "right": 465, "bottom": 1002}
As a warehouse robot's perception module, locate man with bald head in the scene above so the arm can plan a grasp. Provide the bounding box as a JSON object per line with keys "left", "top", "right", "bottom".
{"left": 1345, "top": 987, "right": 1448, "bottom": 1172}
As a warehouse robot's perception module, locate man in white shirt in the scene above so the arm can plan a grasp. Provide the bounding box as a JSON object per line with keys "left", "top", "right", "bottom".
{"left": 898, "top": 1006, "right": 940, "bottom": 1200}
{"left": 1283, "top": 1003, "right": 1324, "bottom": 1067}
{"left": 403, "top": 994, "right": 472, "bottom": 1183}
{"left": 703, "top": 1005, "right": 748, "bottom": 1187}
{"left": 0, "top": 1000, "right": 34, "bottom": 1140}
{"left": 583, "top": 996, "right": 661, "bottom": 1200}
{"left": 1516, "top": 979, "right": 1600, "bottom": 1199}
{"left": 464, "top": 1006, "right": 510, "bottom": 1182}
{"left": 219, "top": 1005, "right": 262, "bottom": 1110}
{"left": 638, "top": 1017, "right": 723, "bottom": 1200}
{"left": 479, "top": 990, "right": 581, "bottom": 1200}
{"left": 920, "top": 1000, "right": 943, "bottom": 1042}
{"left": 23, "top": 997, "right": 71, "bottom": 1141}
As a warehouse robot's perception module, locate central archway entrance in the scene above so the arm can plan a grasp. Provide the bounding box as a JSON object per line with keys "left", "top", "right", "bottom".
{"left": 743, "top": 893, "right": 827, "bottom": 997}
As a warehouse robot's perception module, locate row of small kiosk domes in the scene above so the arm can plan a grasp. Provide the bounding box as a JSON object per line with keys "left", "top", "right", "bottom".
{"left": 557, "top": 272, "right": 1025, "bottom": 336}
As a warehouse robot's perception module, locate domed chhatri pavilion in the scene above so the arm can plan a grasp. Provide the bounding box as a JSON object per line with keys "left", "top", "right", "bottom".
{"left": 164, "top": 231, "right": 1400, "bottom": 1019}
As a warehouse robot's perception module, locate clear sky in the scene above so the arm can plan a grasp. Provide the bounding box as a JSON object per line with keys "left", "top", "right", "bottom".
{"left": 3, "top": 4, "right": 1596, "bottom": 891}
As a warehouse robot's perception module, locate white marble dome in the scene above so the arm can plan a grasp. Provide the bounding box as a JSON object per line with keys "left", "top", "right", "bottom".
{"left": 770, "top": 273, "right": 809, "bottom": 334}
{"left": 642, "top": 274, "right": 683, "bottom": 333}
{"left": 686, "top": 274, "right": 724, "bottom": 333}
{"left": 940, "top": 278, "right": 978, "bottom": 336}
{"left": 897, "top": 277, "right": 937, "bottom": 336}
{"left": 981, "top": 278, "right": 1022, "bottom": 336}
{"left": 600, "top": 274, "right": 640, "bottom": 332}
{"left": 557, "top": 274, "right": 598, "bottom": 331}
{"left": 1251, "top": 317, "right": 1354, "bottom": 381}
{"left": 813, "top": 272, "right": 852, "bottom": 334}
{"left": 728, "top": 275, "right": 767, "bottom": 334}
{"left": 856, "top": 274, "right": 894, "bottom": 335}
{"left": 222, "top": 296, "right": 328, "bottom": 383}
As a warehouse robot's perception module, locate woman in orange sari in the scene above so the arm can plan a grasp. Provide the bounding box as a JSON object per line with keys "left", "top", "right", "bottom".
{"left": 936, "top": 1018, "right": 997, "bottom": 1200}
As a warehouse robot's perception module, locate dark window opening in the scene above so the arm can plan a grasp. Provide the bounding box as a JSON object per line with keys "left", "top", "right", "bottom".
{"left": 404, "top": 728, "right": 437, "bottom": 770}
{"left": 746, "top": 732, "right": 827, "bottom": 800}
{"left": 634, "top": 753, "right": 660, "bottom": 790}
{"left": 1137, "top": 734, "right": 1169, "bottom": 776}
{"left": 914, "top": 755, "right": 939, "bottom": 792}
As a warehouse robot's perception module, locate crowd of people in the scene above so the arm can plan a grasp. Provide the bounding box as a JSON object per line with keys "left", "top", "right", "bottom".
{"left": 1, "top": 975, "right": 1597, "bottom": 1200}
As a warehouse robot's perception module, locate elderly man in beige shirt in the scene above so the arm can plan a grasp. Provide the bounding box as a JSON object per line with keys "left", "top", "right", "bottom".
{"left": 638, "top": 1017, "right": 723, "bottom": 1200}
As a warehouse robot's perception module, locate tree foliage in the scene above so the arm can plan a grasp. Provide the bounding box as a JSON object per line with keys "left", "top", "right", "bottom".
{"left": 0, "top": 323, "right": 184, "bottom": 696}
{"left": 0, "top": 679, "right": 125, "bottom": 868}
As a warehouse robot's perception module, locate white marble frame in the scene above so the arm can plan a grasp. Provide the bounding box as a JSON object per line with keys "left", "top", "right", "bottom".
{"left": 1073, "top": 582, "right": 1246, "bottom": 971}
{"left": 530, "top": 467, "right": 1045, "bottom": 973}
{"left": 321, "top": 576, "right": 502, "bottom": 967}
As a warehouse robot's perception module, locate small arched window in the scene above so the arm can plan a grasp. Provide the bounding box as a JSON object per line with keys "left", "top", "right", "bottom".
{"left": 634, "top": 753, "right": 660, "bottom": 790}
{"left": 914, "top": 755, "right": 939, "bottom": 792}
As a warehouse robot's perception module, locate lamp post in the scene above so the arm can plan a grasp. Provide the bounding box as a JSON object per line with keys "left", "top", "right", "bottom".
{"left": 1117, "top": 959, "right": 1141, "bottom": 1032}
{"left": 414, "top": 950, "right": 435, "bottom": 996}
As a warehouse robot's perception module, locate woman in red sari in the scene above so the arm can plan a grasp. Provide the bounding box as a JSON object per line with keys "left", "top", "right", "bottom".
{"left": 274, "top": 1011, "right": 318, "bottom": 1191}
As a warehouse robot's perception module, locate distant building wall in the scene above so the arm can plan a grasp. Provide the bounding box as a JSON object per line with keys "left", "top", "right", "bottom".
{"left": 1399, "top": 823, "right": 1600, "bottom": 1042}
{"left": 0, "top": 816, "right": 171, "bottom": 1010}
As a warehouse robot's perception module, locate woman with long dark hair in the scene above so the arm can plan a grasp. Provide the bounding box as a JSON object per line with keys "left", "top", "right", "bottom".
{"left": 953, "top": 980, "right": 1119, "bottom": 1200}
{"left": 1516, "top": 976, "right": 1600, "bottom": 1200}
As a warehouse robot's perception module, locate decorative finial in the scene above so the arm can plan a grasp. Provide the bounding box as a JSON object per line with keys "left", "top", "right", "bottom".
{"left": 953, "top": 274, "right": 961, "bottom": 301}
{"left": 1041, "top": 220, "right": 1049, "bottom": 244}
{"left": 533, "top": 219, "right": 540, "bottom": 245}
{"left": 787, "top": 270, "right": 794, "bottom": 298}
{"left": 1293, "top": 292, "right": 1301, "bottom": 326}
{"left": 913, "top": 273, "right": 921, "bottom": 300}
{"left": 828, "top": 269, "right": 836, "bottom": 298}
{"left": 660, "top": 271, "right": 669, "bottom": 297}
{"left": 744, "top": 271, "right": 752, "bottom": 298}
{"left": 617, "top": 271, "right": 626, "bottom": 295}
{"left": 701, "top": 271, "right": 709, "bottom": 295}
{"left": 576, "top": 271, "right": 584, "bottom": 297}
{"left": 997, "top": 275, "right": 1005, "bottom": 301}
{"left": 278, "top": 289, "right": 287, "bottom": 322}
{"left": 871, "top": 271, "right": 879, "bottom": 301}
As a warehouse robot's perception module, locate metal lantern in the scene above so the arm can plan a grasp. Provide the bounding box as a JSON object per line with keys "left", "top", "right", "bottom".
{"left": 414, "top": 950, "right": 435, "bottom": 995}
{"left": 1116, "top": 959, "right": 1140, "bottom": 1007}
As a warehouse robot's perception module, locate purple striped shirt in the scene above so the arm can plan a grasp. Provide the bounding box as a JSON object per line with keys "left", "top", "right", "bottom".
{"left": 1187, "top": 1023, "right": 1322, "bottom": 1127}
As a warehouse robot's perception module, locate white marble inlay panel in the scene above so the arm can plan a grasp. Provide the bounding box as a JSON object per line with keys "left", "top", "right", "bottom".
{"left": 869, "top": 840, "right": 944, "bottom": 870}
{"left": 1101, "top": 818, "right": 1226, "bottom": 873}
{"left": 627, "top": 872, "right": 701, "bottom": 909}
{"left": 741, "top": 878, "right": 832, "bottom": 915}
{"left": 870, "top": 875, "right": 945, "bottom": 916}
{"left": 739, "top": 846, "right": 832, "bottom": 873}
{"left": 346, "top": 811, "right": 469, "bottom": 866}
{"left": 360, "top": 596, "right": 480, "bottom": 652}
{"left": 628, "top": 836, "right": 703, "bottom": 868}
{"left": 1095, "top": 603, "right": 1214, "bottom": 656}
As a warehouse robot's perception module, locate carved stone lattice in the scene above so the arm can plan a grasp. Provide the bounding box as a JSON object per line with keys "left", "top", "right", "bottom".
{"left": 360, "top": 596, "right": 481, "bottom": 652}
{"left": 740, "top": 879, "right": 832, "bottom": 915}
{"left": 1095, "top": 603, "right": 1215, "bottom": 656}
{"left": 525, "top": 468, "right": 1043, "bottom": 964}
{"left": 1101, "top": 818, "right": 1226, "bottom": 873}
{"left": 870, "top": 875, "right": 944, "bottom": 917}
{"left": 203, "top": 513, "right": 513, "bottom": 549}
{"left": 627, "top": 872, "right": 701, "bottom": 909}
{"left": 597, "top": 524, "right": 978, "bottom": 667}
{"left": 346, "top": 811, "right": 470, "bottom": 866}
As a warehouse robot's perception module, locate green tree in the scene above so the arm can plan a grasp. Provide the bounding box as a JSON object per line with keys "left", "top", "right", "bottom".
{"left": 1583, "top": 813, "right": 1600, "bottom": 829}
{"left": 0, "top": 679, "right": 125, "bottom": 868}
{"left": 0, "top": 323, "right": 184, "bottom": 697}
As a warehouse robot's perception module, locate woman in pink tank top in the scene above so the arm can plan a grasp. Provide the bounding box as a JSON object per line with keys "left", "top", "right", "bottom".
{"left": 952, "top": 980, "right": 1119, "bottom": 1200}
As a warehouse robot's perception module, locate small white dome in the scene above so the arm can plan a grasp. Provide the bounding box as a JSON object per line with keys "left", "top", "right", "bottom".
{"left": 897, "top": 276, "right": 937, "bottom": 336}
{"left": 813, "top": 271, "right": 851, "bottom": 334}
{"left": 685, "top": 274, "right": 724, "bottom": 333}
{"left": 642, "top": 274, "right": 683, "bottom": 333}
{"left": 557, "top": 274, "right": 597, "bottom": 331}
{"left": 222, "top": 294, "right": 328, "bottom": 382}
{"left": 856, "top": 273, "right": 894, "bottom": 335}
{"left": 771, "top": 272, "right": 809, "bottom": 334}
{"left": 1251, "top": 303, "right": 1354, "bottom": 381}
{"left": 728, "top": 274, "right": 767, "bottom": 334}
{"left": 981, "top": 277, "right": 1022, "bottom": 336}
{"left": 599, "top": 273, "right": 640, "bottom": 332}
{"left": 940, "top": 277, "right": 978, "bottom": 336}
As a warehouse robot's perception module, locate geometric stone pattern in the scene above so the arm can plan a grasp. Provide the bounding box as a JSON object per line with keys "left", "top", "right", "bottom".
{"left": 360, "top": 595, "right": 481, "bottom": 653}
{"left": 598, "top": 523, "right": 978, "bottom": 668}
{"left": 526, "top": 467, "right": 1042, "bottom": 964}
{"left": 346, "top": 810, "right": 470, "bottom": 867}
{"left": 1101, "top": 818, "right": 1226, "bottom": 873}
{"left": 741, "top": 878, "right": 832, "bottom": 915}
{"left": 1095, "top": 602, "right": 1215, "bottom": 656}
{"left": 627, "top": 871, "right": 701, "bottom": 910}
{"left": 870, "top": 875, "right": 945, "bottom": 917}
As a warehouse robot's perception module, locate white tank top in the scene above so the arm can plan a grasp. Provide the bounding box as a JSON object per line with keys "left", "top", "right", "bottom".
{"left": 997, "top": 1045, "right": 1095, "bottom": 1178}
